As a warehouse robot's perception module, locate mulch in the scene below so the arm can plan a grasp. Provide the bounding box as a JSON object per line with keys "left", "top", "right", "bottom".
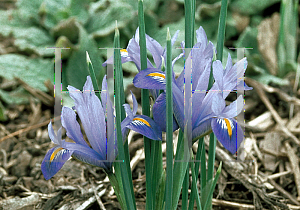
{"left": 0, "top": 74, "right": 300, "bottom": 210}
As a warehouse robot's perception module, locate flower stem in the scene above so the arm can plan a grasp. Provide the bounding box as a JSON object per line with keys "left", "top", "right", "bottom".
{"left": 216, "top": 0, "right": 228, "bottom": 62}
{"left": 138, "top": 0, "right": 153, "bottom": 209}
{"left": 165, "top": 27, "right": 173, "bottom": 210}
{"left": 107, "top": 170, "right": 126, "bottom": 210}
{"left": 205, "top": 1, "right": 228, "bottom": 209}
{"left": 114, "top": 23, "right": 136, "bottom": 210}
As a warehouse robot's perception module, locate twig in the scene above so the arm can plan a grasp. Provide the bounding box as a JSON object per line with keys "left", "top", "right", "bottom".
{"left": 89, "top": 178, "right": 106, "bottom": 210}
{"left": 285, "top": 142, "right": 300, "bottom": 199}
{"left": 130, "top": 148, "right": 144, "bottom": 171}
{"left": 268, "top": 177, "right": 300, "bottom": 206}
{"left": 212, "top": 198, "right": 254, "bottom": 209}
{"left": 246, "top": 78, "right": 300, "bottom": 145}
{"left": 214, "top": 142, "right": 290, "bottom": 209}
{"left": 267, "top": 170, "right": 291, "bottom": 180}
{"left": 260, "top": 148, "right": 287, "bottom": 158}
{"left": 213, "top": 198, "right": 300, "bottom": 210}
{"left": 0, "top": 118, "right": 58, "bottom": 143}
{"left": 260, "top": 82, "right": 300, "bottom": 106}
{"left": 15, "top": 77, "right": 54, "bottom": 106}
{"left": 75, "top": 189, "right": 106, "bottom": 210}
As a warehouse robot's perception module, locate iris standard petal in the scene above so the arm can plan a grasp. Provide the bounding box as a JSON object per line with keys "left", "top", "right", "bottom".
{"left": 192, "top": 90, "right": 206, "bottom": 126}
{"left": 192, "top": 58, "right": 212, "bottom": 92}
{"left": 211, "top": 118, "right": 243, "bottom": 154}
{"left": 225, "top": 58, "right": 247, "bottom": 81}
{"left": 41, "top": 146, "right": 73, "bottom": 180}
{"left": 213, "top": 60, "right": 224, "bottom": 89}
{"left": 225, "top": 53, "right": 232, "bottom": 73}
{"left": 48, "top": 122, "right": 61, "bottom": 145}
{"left": 222, "top": 58, "right": 248, "bottom": 98}
{"left": 100, "top": 75, "right": 108, "bottom": 109}
{"left": 130, "top": 91, "right": 138, "bottom": 115}
{"left": 190, "top": 49, "right": 213, "bottom": 91}
{"left": 193, "top": 91, "right": 216, "bottom": 127}
{"left": 101, "top": 75, "right": 115, "bottom": 139}
{"left": 221, "top": 95, "right": 244, "bottom": 118}
{"left": 126, "top": 115, "right": 162, "bottom": 140}
{"left": 102, "top": 52, "right": 132, "bottom": 67}
{"left": 153, "top": 92, "right": 179, "bottom": 132}
{"left": 123, "top": 104, "right": 134, "bottom": 119}
{"left": 127, "top": 37, "right": 154, "bottom": 71}
{"left": 229, "top": 80, "right": 253, "bottom": 92}
{"left": 133, "top": 68, "right": 166, "bottom": 89}
{"left": 61, "top": 107, "right": 89, "bottom": 147}
{"left": 68, "top": 76, "right": 106, "bottom": 155}
{"left": 171, "top": 30, "right": 180, "bottom": 46}
{"left": 146, "top": 34, "right": 164, "bottom": 69}
{"left": 211, "top": 93, "right": 226, "bottom": 115}
{"left": 196, "top": 26, "right": 208, "bottom": 45}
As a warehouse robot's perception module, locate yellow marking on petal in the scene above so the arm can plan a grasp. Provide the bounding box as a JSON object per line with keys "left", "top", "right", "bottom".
{"left": 147, "top": 73, "right": 165, "bottom": 79}
{"left": 120, "top": 49, "right": 128, "bottom": 57}
{"left": 50, "top": 147, "right": 63, "bottom": 163}
{"left": 224, "top": 118, "right": 232, "bottom": 138}
{"left": 133, "top": 117, "right": 151, "bottom": 127}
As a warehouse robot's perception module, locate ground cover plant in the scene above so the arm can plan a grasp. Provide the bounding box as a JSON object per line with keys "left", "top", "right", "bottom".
{"left": 0, "top": 0, "right": 299, "bottom": 209}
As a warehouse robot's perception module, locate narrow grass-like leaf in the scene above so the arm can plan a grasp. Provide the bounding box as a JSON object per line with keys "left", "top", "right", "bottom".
{"left": 207, "top": 133, "right": 216, "bottom": 182}
{"left": 172, "top": 130, "right": 189, "bottom": 209}
{"left": 181, "top": 169, "right": 189, "bottom": 210}
{"left": 188, "top": 138, "right": 203, "bottom": 210}
{"left": 203, "top": 162, "right": 222, "bottom": 210}
{"left": 138, "top": 0, "right": 153, "bottom": 209}
{"left": 151, "top": 139, "right": 163, "bottom": 208}
{"left": 155, "top": 169, "right": 166, "bottom": 210}
{"left": 86, "top": 51, "right": 101, "bottom": 101}
{"left": 284, "top": 0, "right": 297, "bottom": 61}
{"left": 206, "top": 133, "right": 217, "bottom": 209}
{"left": 165, "top": 27, "right": 173, "bottom": 210}
{"left": 107, "top": 170, "right": 126, "bottom": 210}
{"left": 190, "top": 154, "right": 202, "bottom": 210}
{"left": 183, "top": 1, "right": 195, "bottom": 208}
{"left": 216, "top": 0, "right": 228, "bottom": 62}
{"left": 278, "top": 0, "right": 286, "bottom": 77}
{"left": 205, "top": 1, "right": 228, "bottom": 208}
{"left": 278, "top": 0, "right": 298, "bottom": 77}
{"left": 184, "top": 0, "right": 195, "bottom": 48}
{"left": 200, "top": 138, "right": 206, "bottom": 209}
{"left": 114, "top": 25, "right": 136, "bottom": 210}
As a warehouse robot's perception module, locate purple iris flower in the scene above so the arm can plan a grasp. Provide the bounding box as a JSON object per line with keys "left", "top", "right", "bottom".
{"left": 132, "top": 26, "right": 252, "bottom": 154}
{"left": 41, "top": 76, "right": 161, "bottom": 180}
{"left": 102, "top": 28, "right": 181, "bottom": 101}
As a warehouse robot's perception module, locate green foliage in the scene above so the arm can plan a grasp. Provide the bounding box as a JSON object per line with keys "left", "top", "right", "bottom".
{"left": 0, "top": 101, "right": 7, "bottom": 121}
{"left": 230, "top": 0, "right": 281, "bottom": 15}
{"left": 86, "top": 2, "right": 135, "bottom": 37}
{"left": 0, "top": 0, "right": 291, "bottom": 107}
{"left": 65, "top": 24, "right": 104, "bottom": 90}
{"left": 0, "top": 87, "right": 32, "bottom": 105}
{"left": 0, "top": 54, "right": 53, "bottom": 92}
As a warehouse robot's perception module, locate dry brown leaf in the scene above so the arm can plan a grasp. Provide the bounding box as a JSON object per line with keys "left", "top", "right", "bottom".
{"left": 232, "top": 12, "right": 250, "bottom": 33}
{"left": 257, "top": 13, "right": 280, "bottom": 75}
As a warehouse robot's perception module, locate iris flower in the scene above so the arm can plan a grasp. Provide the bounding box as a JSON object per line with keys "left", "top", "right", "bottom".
{"left": 103, "top": 28, "right": 181, "bottom": 101}
{"left": 41, "top": 76, "right": 161, "bottom": 180}
{"left": 132, "top": 26, "right": 252, "bottom": 154}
